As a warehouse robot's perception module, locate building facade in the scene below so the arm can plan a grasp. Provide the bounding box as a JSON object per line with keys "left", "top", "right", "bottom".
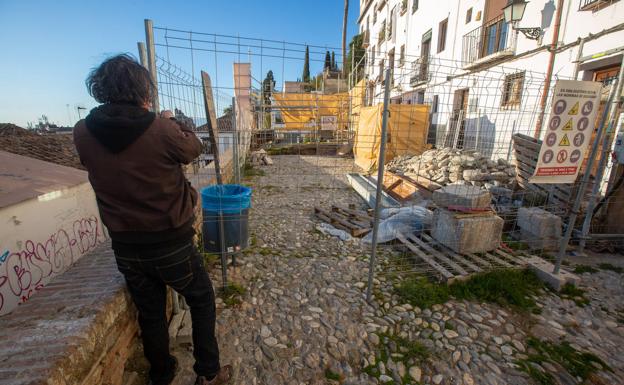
{"left": 357, "top": 0, "right": 624, "bottom": 159}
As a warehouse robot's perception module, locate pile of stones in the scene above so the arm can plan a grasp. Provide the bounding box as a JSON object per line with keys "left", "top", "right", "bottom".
{"left": 387, "top": 148, "right": 517, "bottom": 189}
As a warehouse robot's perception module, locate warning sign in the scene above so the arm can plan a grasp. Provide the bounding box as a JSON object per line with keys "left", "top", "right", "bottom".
{"left": 531, "top": 80, "right": 602, "bottom": 184}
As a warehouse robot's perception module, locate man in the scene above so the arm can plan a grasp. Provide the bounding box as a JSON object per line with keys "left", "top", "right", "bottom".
{"left": 74, "top": 54, "right": 232, "bottom": 385}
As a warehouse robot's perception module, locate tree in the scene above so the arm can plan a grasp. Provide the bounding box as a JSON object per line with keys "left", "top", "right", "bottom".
{"left": 222, "top": 105, "right": 233, "bottom": 115}
{"left": 302, "top": 46, "right": 310, "bottom": 84}
{"left": 324, "top": 51, "right": 331, "bottom": 71}
{"left": 342, "top": 0, "right": 349, "bottom": 75}
{"left": 262, "top": 70, "right": 276, "bottom": 129}
{"left": 345, "top": 33, "right": 365, "bottom": 81}
{"left": 331, "top": 51, "right": 336, "bottom": 71}
{"left": 262, "top": 70, "right": 275, "bottom": 109}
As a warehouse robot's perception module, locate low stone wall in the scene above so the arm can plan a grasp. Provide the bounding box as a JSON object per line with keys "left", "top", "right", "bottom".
{"left": 0, "top": 241, "right": 138, "bottom": 385}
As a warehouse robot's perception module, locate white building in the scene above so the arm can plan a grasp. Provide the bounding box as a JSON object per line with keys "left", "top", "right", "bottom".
{"left": 357, "top": 0, "right": 624, "bottom": 159}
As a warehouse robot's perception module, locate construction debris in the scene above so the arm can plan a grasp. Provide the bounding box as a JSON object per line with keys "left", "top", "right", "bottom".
{"left": 387, "top": 148, "right": 517, "bottom": 189}
{"left": 250, "top": 149, "right": 273, "bottom": 166}
{"left": 314, "top": 205, "right": 373, "bottom": 237}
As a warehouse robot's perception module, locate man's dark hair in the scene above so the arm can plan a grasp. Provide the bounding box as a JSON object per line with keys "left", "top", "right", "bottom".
{"left": 86, "top": 54, "right": 155, "bottom": 106}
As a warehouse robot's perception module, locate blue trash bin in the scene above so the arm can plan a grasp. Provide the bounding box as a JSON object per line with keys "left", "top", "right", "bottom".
{"left": 200, "top": 184, "right": 252, "bottom": 254}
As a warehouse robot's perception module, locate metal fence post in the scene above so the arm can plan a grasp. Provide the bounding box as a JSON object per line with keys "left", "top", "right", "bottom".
{"left": 553, "top": 77, "right": 621, "bottom": 274}
{"left": 232, "top": 96, "right": 240, "bottom": 184}
{"left": 578, "top": 60, "right": 624, "bottom": 251}
{"left": 144, "top": 19, "right": 160, "bottom": 113}
{"left": 366, "top": 68, "right": 392, "bottom": 302}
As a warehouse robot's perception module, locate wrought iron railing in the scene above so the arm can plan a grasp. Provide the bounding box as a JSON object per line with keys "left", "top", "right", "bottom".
{"left": 462, "top": 16, "right": 514, "bottom": 66}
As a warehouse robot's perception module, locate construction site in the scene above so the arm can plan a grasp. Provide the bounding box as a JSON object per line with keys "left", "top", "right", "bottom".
{"left": 2, "top": 2, "right": 624, "bottom": 384}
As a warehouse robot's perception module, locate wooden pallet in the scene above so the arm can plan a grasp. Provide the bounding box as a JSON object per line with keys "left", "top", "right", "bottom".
{"left": 397, "top": 232, "right": 530, "bottom": 283}
{"left": 314, "top": 205, "right": 373, "bottom": 237}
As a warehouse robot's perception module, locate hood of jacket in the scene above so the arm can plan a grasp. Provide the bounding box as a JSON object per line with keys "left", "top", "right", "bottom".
{"left": 85, "top": 103, "right": 156, "bottom": 153}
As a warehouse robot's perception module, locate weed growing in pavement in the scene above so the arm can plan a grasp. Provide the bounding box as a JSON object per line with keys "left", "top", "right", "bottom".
{"left": 243, "top": 162, "right": 265, "bottom": 178}
{"left": 558, "top": 283, "right": 590, "bottom": 307}
{"left": 395, "top": 269, "right": 545, "bottom": 313}
{"left": 573, "top": 264, "right": 599, "bottom": 274}
{"left": 515, "top": 337, "right": 611, "bottom": 385}
{"left": 218, "top": 282, "right": 246, "bottom": 307}
{"left": 324, "top": 368, "right": 342, "bottom": 382}
{"left": 597, "top": 263, "right": 624, "bottom": 274}
{"left": 363, "top": 332, "right": 431, "bottom": 385}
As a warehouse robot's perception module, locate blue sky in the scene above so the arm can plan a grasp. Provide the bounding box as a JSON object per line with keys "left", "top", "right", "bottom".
{"left": 0, "top": 0, "right": 359, "bottom": 127}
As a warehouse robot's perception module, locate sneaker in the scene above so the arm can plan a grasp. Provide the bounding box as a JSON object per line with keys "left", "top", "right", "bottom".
{"left": 195, "top": 365, "right": 233, "bottom": 385}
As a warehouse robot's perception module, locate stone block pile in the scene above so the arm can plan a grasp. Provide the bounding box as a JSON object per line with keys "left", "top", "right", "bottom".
{"left": 430, "top": 185, "right": 504, "bottom": 254}
{"left": 387, "top": 148, "right": 517, "bottom": 189}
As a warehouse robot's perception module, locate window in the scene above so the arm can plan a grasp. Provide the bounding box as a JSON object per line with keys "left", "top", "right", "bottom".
{"left": 483, "top": 16, "right": 509, "bottom": 56}
{"left": 378, "top": 20, "right": 386, "bottom": 43}
{"left": 379, "top": 59, "right": 385, "bottom": 80}
{"left": 388, "top": 6, "right": 396, "bottom": 41}
{"left": 388, "top": 48, "right": 395, "bottom": 86}
{"left": 371, "top": 45, "right": 376, "bottom": 72}
{"left": 438, "top": 18, "right": 448, "bottom": 53}
{"left": 373, "top": 8, "right": 377, "bottom": 23}
{"left": 399, "top": 44, "right": 405, "bottom": 67}
{"left": 501, "top": 72, "right": 525, "bottom": 108}
{"left": 432, "top": 95, "right": 439, "bottom": 113}
{"left": 466, "top": 7, "right": 472, "bottom": 23}
{"left": 412, "top": 0, "right": 419, "bottom": 13}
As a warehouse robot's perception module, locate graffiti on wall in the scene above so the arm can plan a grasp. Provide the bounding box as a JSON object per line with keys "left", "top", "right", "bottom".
{"left": 0, "top": 215, "right": 106, "bottom": 315}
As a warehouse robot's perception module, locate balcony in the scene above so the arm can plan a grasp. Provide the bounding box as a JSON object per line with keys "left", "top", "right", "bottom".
{"left": 579, "top": 0, "right": 618, "bottom": 10}
{"left": 409, "top": 57, "right": 430, "bottom": 87}
{"left": 462, "top": 16, "right": 515, "bottom": 68}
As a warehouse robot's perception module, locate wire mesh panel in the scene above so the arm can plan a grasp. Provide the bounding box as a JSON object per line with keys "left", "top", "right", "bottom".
{"left": 132, "top": 16, "right": 624, "bottom": 385}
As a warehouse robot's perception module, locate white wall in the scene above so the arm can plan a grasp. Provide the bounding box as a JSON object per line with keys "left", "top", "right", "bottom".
{"left": 358, "top": 0, "right": 624, "bottom": 159}
{"left": 0, "top": 182, "right": 108, "bottom": 315}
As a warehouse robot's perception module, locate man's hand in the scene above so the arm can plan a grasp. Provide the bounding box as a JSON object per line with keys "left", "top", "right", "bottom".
{"left": 160, "top": 110, "right": 174, "bottom": 119}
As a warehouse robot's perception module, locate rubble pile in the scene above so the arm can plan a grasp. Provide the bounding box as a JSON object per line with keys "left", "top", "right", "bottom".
{"left": 387, "top": 148, "right": 517, "bottom": 189}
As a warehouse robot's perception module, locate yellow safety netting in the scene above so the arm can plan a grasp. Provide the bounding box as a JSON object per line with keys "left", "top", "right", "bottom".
{"left": 349, "top": 79, "right": 367, "bottom": 130}
{"left": 354, "top": 104, "right": 430, "bottom": 172}
{"left": 272, "top": 92, "right": 350, "bottom": 131}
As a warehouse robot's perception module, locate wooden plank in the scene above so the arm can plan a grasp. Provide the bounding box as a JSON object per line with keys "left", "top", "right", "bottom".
{"left": 479, "top": 252, "right": 513, "bottom": 267}
{"left": 201, "top": 71, "right": 222, "bottom": 185}
{"left": 397, "top": 233, "right": 455, "bottom": 280}
{"left": 513, "top": 134, "right": 541, "bottom": 152}
{"left": 420, "top": 234, "right": 482, "bottom": 273}
{"left": 408, "top": 234, "right": 469, "bottom": 275}
{"left": 494, "top": 249, "right": 528, "bottom": 266}
{"left": 331, "top": 206, "right": 374, "bottom": 225}
{"left": 315, "top": 207, "right": 370, "bottom": 237}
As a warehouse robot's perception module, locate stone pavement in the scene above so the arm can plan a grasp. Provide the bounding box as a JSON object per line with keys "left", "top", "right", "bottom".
{"left": 154, "top": 155, "right": 623, "bottom": 385}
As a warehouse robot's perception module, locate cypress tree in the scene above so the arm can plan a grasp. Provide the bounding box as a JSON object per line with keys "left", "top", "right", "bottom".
{"left": 324, "top": 51, "right": 331, "bottom": 70}
{"left": 302, "top": 46, "right": 310, "bottom": 83}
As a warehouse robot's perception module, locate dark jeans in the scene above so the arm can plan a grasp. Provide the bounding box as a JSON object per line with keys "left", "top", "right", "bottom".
{"left": 114, "top": 240, "right": 220, "bottom": 384}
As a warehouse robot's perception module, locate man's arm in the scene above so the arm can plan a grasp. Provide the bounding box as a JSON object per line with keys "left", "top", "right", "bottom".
{"left": 162, "top": 113, "right": 203, "bottom": 164}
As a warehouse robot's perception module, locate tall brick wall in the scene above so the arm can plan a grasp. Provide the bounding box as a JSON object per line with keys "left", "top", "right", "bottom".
{"left": 0, "top": 242, "right": 138, "bottom": 385}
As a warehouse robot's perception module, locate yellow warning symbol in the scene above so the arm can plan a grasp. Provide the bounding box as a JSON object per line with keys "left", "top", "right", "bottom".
{"left": 562, "top": 119, "right": 573, "bottom": 131}
{"left": 559, "top": 133, "right": 571, "bottom": 146}
{"left": 568, "top": 101, "right": 579, "bottom": 115}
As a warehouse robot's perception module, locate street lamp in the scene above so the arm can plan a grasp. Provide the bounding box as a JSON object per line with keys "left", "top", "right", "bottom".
{"left": 502, "top": 0, "right": 543, "bottom": 40}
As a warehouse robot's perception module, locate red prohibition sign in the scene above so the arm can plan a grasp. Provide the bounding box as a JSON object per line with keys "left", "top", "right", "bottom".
{"left": 557, "top": 149, "right": 568, "bottom": 163}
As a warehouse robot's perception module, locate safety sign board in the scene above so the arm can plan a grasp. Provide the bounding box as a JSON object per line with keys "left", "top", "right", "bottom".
{"left": 530, "top": 80, "right": 602, "bottom": 184}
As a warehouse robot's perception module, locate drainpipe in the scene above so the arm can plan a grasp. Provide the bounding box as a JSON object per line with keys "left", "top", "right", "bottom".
{"left": 534, "top": 0, "right": 565, "bottom": 139}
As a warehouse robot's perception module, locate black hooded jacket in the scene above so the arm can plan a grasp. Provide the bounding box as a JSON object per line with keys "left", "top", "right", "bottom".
{"left": 74, "top": 103, "right": 203, "bottom": 251}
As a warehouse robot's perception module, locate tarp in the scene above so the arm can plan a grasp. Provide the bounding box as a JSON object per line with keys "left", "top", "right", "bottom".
{"left": 349, "top": 79, "right": 367, "bottom": 130}
{"left": 353, "top": 104, "right": 430, "bottom": 171}
{"left": 272, "top": 92, "right": 350, "bottom": 131}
